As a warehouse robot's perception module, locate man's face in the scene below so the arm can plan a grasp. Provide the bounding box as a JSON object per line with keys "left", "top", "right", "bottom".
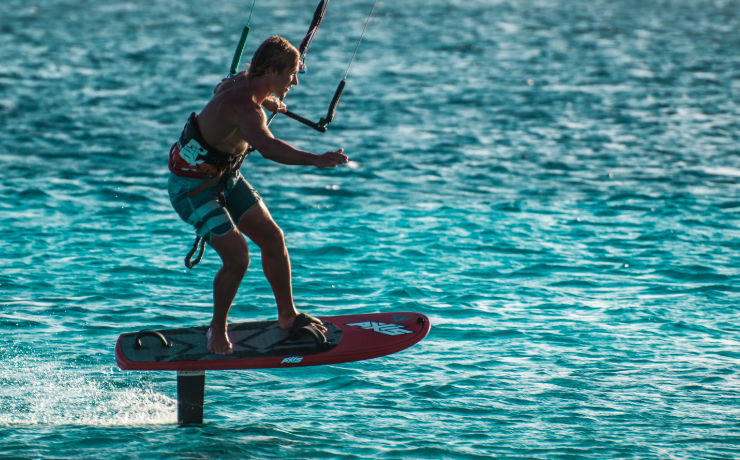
{"left": 273, "top": 62, "right": 299, "bottom": 99}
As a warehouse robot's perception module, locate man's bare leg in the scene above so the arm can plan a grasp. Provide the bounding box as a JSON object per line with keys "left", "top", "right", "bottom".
{"left": 208, "top": 229, "right": 250, "bottom": 354}
{"left": 238, "top": 202, "right": 326, "bottom": 332}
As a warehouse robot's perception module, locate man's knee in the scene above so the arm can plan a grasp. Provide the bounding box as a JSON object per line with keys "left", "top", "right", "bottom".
{"left": 260, "top": 224, "right": 287, "bottom": 255}
{"left": 213, "top": 231, "right": 251, "bottom": 273}
{"left": 249, "top": 219, "right": 286, "bottom": 252}
{"left": 238, "top": 203, "right": 287, "bottom": 252}
{"left": 226, "top": 248, "right": 250, "bottom": 275}
{"left": 268, "top": 225, "right": 285, "bottom": 247}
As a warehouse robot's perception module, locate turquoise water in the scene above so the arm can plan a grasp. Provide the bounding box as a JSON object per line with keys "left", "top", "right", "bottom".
{"left": 1, "top": 0, "right": 739, "bottom": 457}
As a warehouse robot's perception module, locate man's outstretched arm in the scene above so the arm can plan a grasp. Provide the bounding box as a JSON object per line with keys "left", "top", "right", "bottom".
{"left": 240, "top": 106, "right": 348, "bottom": 168}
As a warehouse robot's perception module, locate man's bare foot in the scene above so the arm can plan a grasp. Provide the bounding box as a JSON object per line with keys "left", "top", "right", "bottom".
{"left": 206, "top": 327, "right": 234, "bottom": 355}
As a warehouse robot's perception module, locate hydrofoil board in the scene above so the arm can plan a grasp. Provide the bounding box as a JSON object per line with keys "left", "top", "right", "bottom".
{"left": 116, "top": 312, "right": 429, "bottom": 371}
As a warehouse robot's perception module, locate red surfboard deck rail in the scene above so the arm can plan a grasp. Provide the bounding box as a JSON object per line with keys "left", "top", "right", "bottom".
{"left": 116, "top": 312, "right": 430, "bottom": 371}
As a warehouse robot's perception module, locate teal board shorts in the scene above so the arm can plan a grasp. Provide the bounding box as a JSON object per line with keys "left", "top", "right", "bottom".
{"left": 168, "top": 171, "right": 262, "bottom": 244}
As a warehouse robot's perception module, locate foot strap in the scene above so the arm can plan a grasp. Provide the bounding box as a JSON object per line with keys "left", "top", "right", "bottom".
{"left": 289, "top": 313, "right": 330, "bottom": 349}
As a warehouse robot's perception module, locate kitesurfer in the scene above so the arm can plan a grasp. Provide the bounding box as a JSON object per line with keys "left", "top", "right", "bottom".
{"left": 167, "top": 36, "right": 348, "bottom": 354}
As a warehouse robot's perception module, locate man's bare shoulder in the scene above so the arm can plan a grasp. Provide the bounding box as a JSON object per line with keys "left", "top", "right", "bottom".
{"left": 230, "top": 91, "right": 263, "bottom": 120}
{"left": 203, "top": 83, "right": 261, "bottom": 124}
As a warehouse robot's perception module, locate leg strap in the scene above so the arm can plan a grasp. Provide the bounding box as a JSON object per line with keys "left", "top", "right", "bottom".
{"left": 185, "top": 235, "right": 207, "bottom": 269}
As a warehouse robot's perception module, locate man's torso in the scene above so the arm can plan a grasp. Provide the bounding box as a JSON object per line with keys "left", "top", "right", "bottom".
{"left": 169, "top": 75, "right": 260, "bottom": 178}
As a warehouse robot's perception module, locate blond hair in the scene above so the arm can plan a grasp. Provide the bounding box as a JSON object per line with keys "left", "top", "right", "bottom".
{"left": 247, "top": 36, "right": 299, "bottom": 79}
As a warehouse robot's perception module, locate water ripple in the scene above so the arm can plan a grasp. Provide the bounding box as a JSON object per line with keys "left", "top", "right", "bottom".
{"left": 1, "top": 0, "right": 739, "bottom": 457}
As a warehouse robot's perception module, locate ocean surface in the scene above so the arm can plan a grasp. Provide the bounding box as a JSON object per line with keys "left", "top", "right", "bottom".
{"left": 1, "top": 0, "right": 739, "bottom": 457}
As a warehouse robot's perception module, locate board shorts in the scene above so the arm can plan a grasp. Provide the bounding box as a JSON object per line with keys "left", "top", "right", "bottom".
{"left": 168, "top": 170, "right": 261, "bottom": 244}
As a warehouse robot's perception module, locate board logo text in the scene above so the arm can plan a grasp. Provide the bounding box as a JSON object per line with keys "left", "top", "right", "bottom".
{"left": 347, "top": 321, "right": 412, "bottom": 336}
{"left": 281, "top": 356, "right": 303, "bottom": 364}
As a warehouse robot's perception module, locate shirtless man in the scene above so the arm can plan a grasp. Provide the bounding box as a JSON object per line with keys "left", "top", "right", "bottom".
{"left": 167, "top": 36, "right": 348, "bottom": 354}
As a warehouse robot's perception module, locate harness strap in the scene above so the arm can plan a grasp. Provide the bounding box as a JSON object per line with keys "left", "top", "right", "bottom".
{"left": 185, "top": 235, "right": 207, "bottom": 269}
{"left": 187, "top": 170, "right": 225, "bottom": 199}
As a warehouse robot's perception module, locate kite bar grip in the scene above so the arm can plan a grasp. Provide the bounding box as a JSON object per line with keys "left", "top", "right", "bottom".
{"left": 320, "top": 79, "right": 345, "bottom": 127}
{"left": 229, "top": 26, "right": 250, "bottom": 76}
{"left": 134, "top": 330, "right": 172, "bottom": 349}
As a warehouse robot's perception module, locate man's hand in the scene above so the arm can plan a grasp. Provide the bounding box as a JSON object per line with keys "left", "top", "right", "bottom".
{"left": 262, "top": 97, "right": 287, "bottom": 114}
{"left": 315, "top": 148, "right": 348, "bottom": 169}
